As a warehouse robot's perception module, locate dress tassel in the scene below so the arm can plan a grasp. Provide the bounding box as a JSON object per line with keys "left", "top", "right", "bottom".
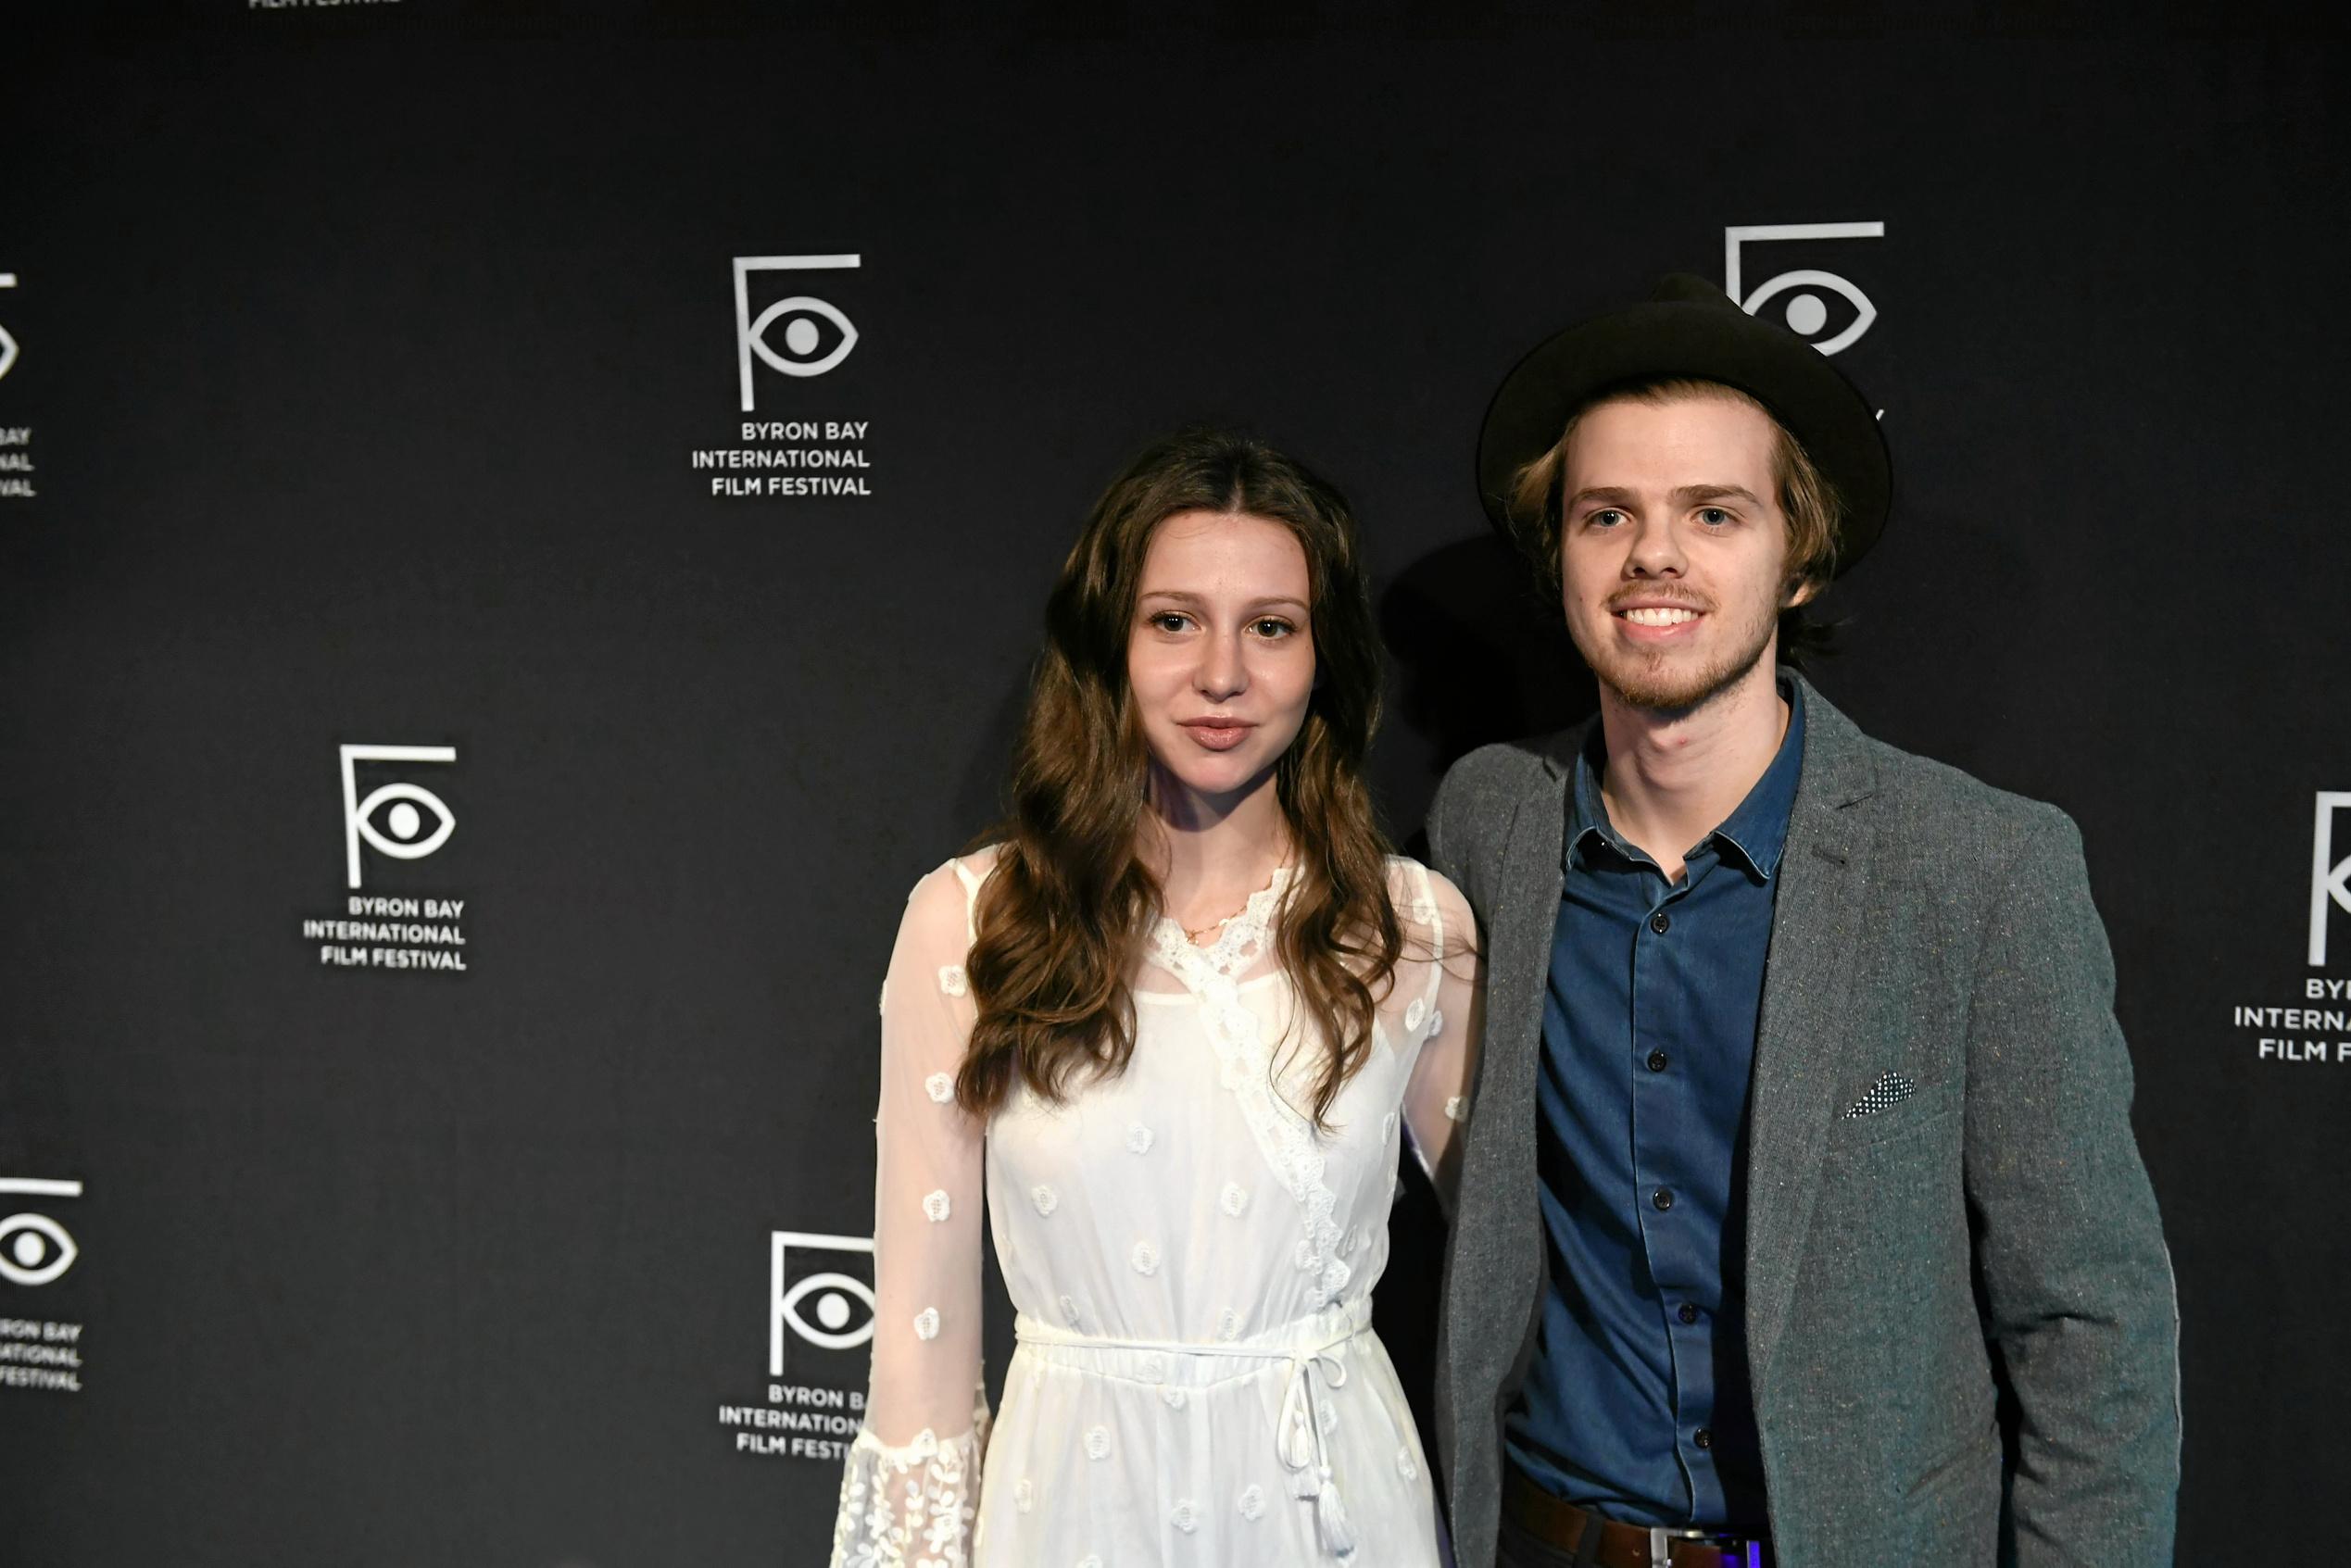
{"left": 1314, "top": 1470, "right": 1356, "bottom": 1557}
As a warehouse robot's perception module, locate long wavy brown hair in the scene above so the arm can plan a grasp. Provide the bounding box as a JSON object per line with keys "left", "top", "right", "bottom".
{"left": 955, "top": 428, "right": 1402, "bottom": 1130}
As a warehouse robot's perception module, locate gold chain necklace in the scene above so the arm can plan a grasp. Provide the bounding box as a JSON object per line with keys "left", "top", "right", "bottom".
{"left": 1177, "top": 860, "right": 1289, "bottom": 946}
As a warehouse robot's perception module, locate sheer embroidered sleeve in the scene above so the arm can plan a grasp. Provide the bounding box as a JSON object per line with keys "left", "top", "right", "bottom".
{"left": 1397, "top": 862, "right": 1483, "bottom": 1211}
{"left": 828, "top": 858, "right": 992, "bottom": 1568}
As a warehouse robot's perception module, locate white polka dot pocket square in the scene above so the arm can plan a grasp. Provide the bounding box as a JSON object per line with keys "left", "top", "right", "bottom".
{"left": 1842, "top": 1070, "right": 1917, "bottom": 1119}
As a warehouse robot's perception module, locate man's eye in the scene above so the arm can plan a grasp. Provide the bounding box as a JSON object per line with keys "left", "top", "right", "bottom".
{"left": 1698, "top": 507, "right": 1732, "bottom": 525}
{"left": 1588, "top": 509, "right": 1625, "bottom": 528}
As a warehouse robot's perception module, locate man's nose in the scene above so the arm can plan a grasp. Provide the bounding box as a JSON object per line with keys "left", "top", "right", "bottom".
{"left": 1625, "top": 514, "right": 1687, "bottom": 576}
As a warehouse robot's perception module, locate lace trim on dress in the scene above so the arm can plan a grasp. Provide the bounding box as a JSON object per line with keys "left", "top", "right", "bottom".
{"left": 1145, "top": 870, "right": 1353, "bottom": 1304}
{"left": 828, "top": 1397, "right": 993, "bottom": 1568}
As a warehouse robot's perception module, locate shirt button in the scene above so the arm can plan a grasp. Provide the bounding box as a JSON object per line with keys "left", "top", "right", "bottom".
{"left": 1650, "top": 911, "right": 1672, "bottom": 935}
{"left": 1693, "top": 1427, "right": 1714, "bottom": 1450}
{"left": 1652, "top": 1188, "right": 1674, "bottom": 1211}
{"left": 1678, "top": 1302, "right": 1699, "bottom": 1324}
{"left": 1646, "top": 1049, "right": 1669, "bottom": 1073}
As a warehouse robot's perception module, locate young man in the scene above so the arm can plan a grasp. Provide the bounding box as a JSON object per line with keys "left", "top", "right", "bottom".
{"left": 1426, "top": 275, "right": 2178, "bottom": 1568}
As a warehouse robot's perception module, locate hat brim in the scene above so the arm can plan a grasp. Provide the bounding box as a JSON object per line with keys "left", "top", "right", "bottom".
{"left": 1476, "top": 289, "right": 1892, "bottom": 577}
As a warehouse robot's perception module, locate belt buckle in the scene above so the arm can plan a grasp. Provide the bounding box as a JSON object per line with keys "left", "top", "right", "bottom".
{"left": 1647, "top": 1526, "right": 1763, "bottom": 1568}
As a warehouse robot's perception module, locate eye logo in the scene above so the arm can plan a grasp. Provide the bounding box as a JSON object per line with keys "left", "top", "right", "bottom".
{"left": 0, "top": 272, "right": 18, "bottom": 382}
{"left": 1723, "top": 221, "right": 1884, "bottom": 357}
{"left": 2311, "top": 792, "right": 2351, "bottom": 967}
{"left": 0, "top": 1178, "right": 82, "bottom": 1288}
{"left": 734, "top": 255, "right": 861, "bottom": 410}
{"left": 340, "top": 743, "right": 457, "bottom": 890}
{"left": 770, "top": 1229, "right": 876, "bottom": 1375}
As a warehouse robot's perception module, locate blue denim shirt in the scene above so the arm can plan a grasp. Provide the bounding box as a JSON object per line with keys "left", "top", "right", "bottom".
{"left": 1502, "top": 675, "right": 1805, "bottom": 1535}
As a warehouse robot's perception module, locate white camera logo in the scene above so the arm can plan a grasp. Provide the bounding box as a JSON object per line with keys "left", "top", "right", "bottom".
{"left": 770, "top": 1229, "right": 876, "bottom": 1376}
{"left": 341, "top": 743, "right": 457, "bottom": 890}
{"left": 1724, "top": 221, "right": 1884, "bottom": 356}
{"left": 734, "top": 255, "right": 861, "bottom": 410}
{"left": 0, "top": 273, "right": 18, "bottom": 382}
{"left": 0, "top": 1178, "right": 82, "bottom": 1287}
{"left": 2311, "top": 792, "right": 2351, "bottom": 967}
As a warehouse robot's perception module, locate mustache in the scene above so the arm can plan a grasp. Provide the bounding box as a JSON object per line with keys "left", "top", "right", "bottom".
{"left": 1603, "top": 588, "right": 1713, "bottom": 613}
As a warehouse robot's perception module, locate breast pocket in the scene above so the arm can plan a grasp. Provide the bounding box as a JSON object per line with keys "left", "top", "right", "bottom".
{"left": 1830, "top": 1070, "right": 1955, "bottom": 1153}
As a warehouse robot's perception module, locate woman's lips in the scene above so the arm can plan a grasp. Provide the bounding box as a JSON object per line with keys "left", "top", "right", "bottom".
{"left": 1180, "top": 719, "right": 1255, "bottom": 752}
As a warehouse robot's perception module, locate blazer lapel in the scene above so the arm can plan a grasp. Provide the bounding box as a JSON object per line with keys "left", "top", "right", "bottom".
{"left": 1485, "top": 733, "right": 1578, "bottom": 1112}
{"left": 1452, "top": 726, "right": 1579, "bottom": 1357}
{"left": 1742, "top": 678, "right": 1880, "bottom": 1382}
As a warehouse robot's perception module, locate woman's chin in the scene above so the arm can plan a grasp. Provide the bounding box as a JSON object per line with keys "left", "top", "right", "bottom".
{"left": 1149, "top": 749, "right": 1280, "bottom": 809}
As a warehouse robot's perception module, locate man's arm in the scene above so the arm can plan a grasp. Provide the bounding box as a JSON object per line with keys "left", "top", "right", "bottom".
{"left": 1963, "top": 806, "right": 2180, "bottom": 1564}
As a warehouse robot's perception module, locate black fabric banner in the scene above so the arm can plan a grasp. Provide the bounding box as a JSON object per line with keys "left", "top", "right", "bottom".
{"left": 5, "top": 6, "right": 2342, "bottom": 1563}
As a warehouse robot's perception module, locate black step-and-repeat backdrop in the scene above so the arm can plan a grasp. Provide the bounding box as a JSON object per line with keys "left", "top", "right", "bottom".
{"left": 6, "top": 6, "right": 2345, "bottom": 1564}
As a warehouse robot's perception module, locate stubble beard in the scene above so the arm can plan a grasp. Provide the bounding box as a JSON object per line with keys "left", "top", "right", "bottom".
{"left": 1578, "top": 597, "right": 1781, "bottom": 715}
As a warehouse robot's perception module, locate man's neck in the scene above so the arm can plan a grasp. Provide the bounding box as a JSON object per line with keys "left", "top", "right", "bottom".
{"left": 1593, "top": 661, "right": 1791, "bottom": 882}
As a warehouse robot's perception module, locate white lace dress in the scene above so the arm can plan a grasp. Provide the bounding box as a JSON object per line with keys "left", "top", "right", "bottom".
{"left": 826, "top": 850, "right": 1479, "bottom": 1568}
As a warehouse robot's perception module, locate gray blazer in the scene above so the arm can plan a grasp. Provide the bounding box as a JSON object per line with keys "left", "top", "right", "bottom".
{"left": 1426, "top": 673, "right": 2179, "bottom": 1568}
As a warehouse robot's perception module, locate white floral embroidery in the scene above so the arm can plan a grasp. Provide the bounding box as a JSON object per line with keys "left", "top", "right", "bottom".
{"left": 1444, "top": 1094, "right": 1470, "bottom": 1123}
{"left": 1397, "top": 1445, "right": 1419, "bottom": 1480}
{"left": 1130, "top": 1240, "right": 1160, "bottom": 1276}
{"left": 1139, "top": 1353, "right": 1167, "bottom": 1381}
{"left": 828, "top": 1420, "right": 988, "bottom": 1568}
{"left": 1015, "top": 1477, "right": 1034, "bottom": 1512}
{"left": 924, "top": 1073, "right": 954, "bottom": 1104}
{"left": 1031, "top": 1184, "right": 1058, "bottom": 1216}
{"left": 1145, "top": 870, "right": 1352, "bottom": 1302}
{"left": 1381, "top": 1110, "right": 1398, "bottom": 1142}
{"left": 912, "top": 1307, "right": 940, "bottom": 1341}
{"left": 1238, "top": 1484, "right": 1266, "bottom": 1520}
{"left": 1427, "top": 1009, "right": 1444, "bottom": 1039}
{"left": 1125, "top": 1123, "right": 1154, "bottom": 1155}
{"left": 1404, "top": 996, "right": 1429, "bottom": 1035}
{"left": 1162, "top": 1386, "right": 1188, "bottom": 1410}
{"left": 1220, "top": 1181, "right": 1250, "bottom": 1215}
{"left": 937, "top": 964, "right": 968, "bottom": 997}
{"left": 1293, "top": 1237, "right": 1317, "bottom": 1272}
{"left": 922, "top": 1189, "right": 951, "bottom": 1223}
{"left": 1216, "top": 1307, "right": 1242, "bottom": 1341}
{"left": 1084, "top": 1425, "right": 1112, "bottom": 1461}
{"left": 1170, "top": 1499, "right": 1199, "bottom": 1533}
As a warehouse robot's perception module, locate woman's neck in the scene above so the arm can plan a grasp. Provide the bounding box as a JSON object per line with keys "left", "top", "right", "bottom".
{"left": 1145, "top": 764, "right": 1290, "bottom": 929}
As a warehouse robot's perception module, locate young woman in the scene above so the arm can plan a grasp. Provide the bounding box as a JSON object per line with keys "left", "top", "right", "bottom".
{"left": 826, "top": 429, "right": 1480, "bottom": 1567}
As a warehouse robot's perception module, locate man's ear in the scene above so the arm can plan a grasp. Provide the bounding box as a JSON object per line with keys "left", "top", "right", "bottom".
{"left": 1783, "top": 576, "right": 1820, "bottom": 609}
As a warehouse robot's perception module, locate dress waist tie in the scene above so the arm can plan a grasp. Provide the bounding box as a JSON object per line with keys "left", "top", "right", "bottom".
{"left": 1012, "top": 1297, "right": 1369, "bottom": 1560}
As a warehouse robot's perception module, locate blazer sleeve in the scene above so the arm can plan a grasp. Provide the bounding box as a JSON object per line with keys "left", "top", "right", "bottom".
{"left": 1962, "top": 808, "right": 2180, "bottom": 1562}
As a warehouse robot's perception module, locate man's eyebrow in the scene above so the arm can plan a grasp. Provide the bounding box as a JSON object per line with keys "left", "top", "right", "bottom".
{"left": 1674, "top": 483, "right": 1763, "bottom": 506}
{"left": 1564, "top": 486, "right": 1638, "bottom": 509}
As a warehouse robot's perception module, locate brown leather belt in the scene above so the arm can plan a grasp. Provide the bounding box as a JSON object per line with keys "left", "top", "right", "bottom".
{"left": 1503, "top": 1466, "right": 1767, "bottom": 1568}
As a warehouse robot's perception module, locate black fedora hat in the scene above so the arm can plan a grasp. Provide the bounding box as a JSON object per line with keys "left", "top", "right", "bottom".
{"left": 1476, "top": 272, "right": 1892, "bottom": 575}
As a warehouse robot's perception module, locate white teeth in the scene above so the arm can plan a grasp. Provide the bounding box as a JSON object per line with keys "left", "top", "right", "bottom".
{"left": 1621, "top": 607, "right": 1698, "bottom": 627}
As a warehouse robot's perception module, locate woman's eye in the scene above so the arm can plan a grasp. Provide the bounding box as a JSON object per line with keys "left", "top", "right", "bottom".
{"left": 1252, "top": 618, "right": 1295, "bottom": 639}
{"left": 1149, "top": 612, "right": 1190, "bottom": 633}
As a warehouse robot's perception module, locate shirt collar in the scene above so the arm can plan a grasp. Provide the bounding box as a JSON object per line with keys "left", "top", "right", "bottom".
{"left": 1566, "top": 671, "right": 1807, "bottom": 884}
